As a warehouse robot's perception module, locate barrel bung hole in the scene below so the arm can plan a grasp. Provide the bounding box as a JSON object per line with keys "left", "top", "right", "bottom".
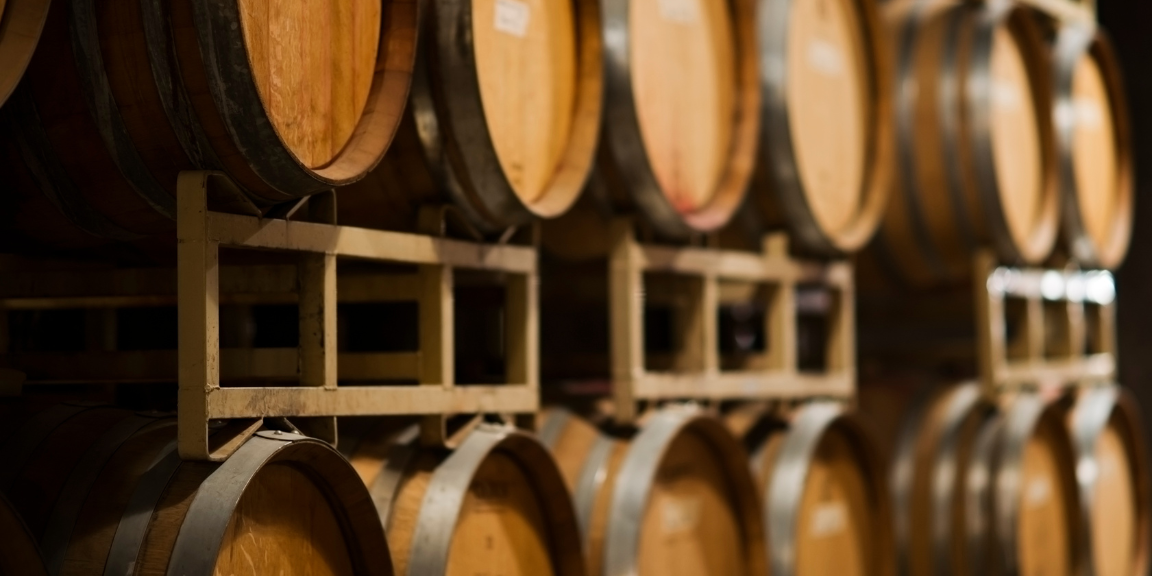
{"left": 643, "top": 272, "right": 707, "bottom": 372}
{"left": 717, "top": 281, "right": 769, "bottom": 371}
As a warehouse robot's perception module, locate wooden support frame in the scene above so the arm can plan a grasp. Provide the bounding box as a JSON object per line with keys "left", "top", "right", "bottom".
{"left": 608, "top": 219, "right": 855, "bottom": 423}
{"left": 0, "top": 171, "right": 539, "bottom": 461}
{"left": 976, "top": 251, "right": 1116, "bottom": 397}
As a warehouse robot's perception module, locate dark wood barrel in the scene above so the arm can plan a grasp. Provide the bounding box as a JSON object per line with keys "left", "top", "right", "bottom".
{"left": 0, "top": 404, "right": 392, "bottom": 576}
{"left": 342, "top": 421, "right": 585, "bottom": 576}
{"left": 727, "top": 402, "right": 894, "bottom": 576}
{"left": 871, "top": 0, "right": 1059, "bottom": 287}
{"left": 749, "top": 0, "right": 893, "bottom": 255}
{"left": 1052, "top": 26, "right": 1133, "bottom": 270}
{"left": 0, "top": 0, "right": 49, "bottom": 110}
{"left": 1, "top": 0, "right": 416, "bottom": 250}
{"left": 0, "top": 493, "right": 46, "bottom": 576}
{"left": 889, "top": 384, "right": 1081, "bottom": 576}
{"left": 539, "top": 406, "right": 767, "bottom": 576}
{"left": 337, "top": 0, "right": 603, "bottom": 236}
{"left": 1064, "top": 385, "right": 1150, "bottom": 576}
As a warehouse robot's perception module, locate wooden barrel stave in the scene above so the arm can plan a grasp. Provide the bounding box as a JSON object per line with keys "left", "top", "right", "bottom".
{"left": 0, "top": 0, "right": 50, "bottom": 109}
{"left": 734, "top": 402, "right": 893, "bottom": 576}
{"left": 345, "top": 421, "right": 585, "bottom": 576}
{"left": 1066, "top": 385, "right": 1150, "bottom": 576}
{"left": 1052, "top": 27, "right": 1133, "bottom": 270}
{"left": 752, "top": 0, "right": 893, "bottom": 255}
{"left": 339, "top": 0, "right": 602, "bottom": 236}
{"left": 542, "top": 406, "right": 767, "bottom": 576}
{"left": 887, "top": 385, "right": 1082, "bottom": 576}
{"left": 874, "top": 0, "right": 1059, "bottom": 288}
{"left": 2, "top": 0, "right": 418, "bottom": 250}
{"left": 0, "top": 404, "right": 391, "bottom": 576}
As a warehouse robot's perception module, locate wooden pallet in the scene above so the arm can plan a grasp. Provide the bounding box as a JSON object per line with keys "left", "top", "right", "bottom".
{"left": 976, "top": 252, "right": 1116, "bottom": 396}
{"left": 607, "top": 219, "right": 855, "bottom": 423}
{"left": 0, "top": 171, "right": 540, "bottom": 460}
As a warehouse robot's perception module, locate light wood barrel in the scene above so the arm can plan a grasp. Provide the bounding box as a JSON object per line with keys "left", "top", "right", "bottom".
{"left": 751, "top": 0, "right": 893, "bottom": 254}
{"left": 344, "top": 422, "right": 585, "bottom": 576}
{"left": 0, "top": 493, "right": 46, "bottom": 576}
{"left": 729, "top": 402, "right": 894, "bottom": 576}
{"left": 890, "top": 385, "right": 1080, "bottom": 576}
{"left": 872, "top": 0, "right": 1059, "bottom": 287}
{"left": 586, "top": 0, "right": 759, "bottom": 238}
{"left": 0, "top": 404, "right": 391, "bottom": 576}
{"left": 337, "top": 0, "right": 603, "bottom": 236}
{"left": 1065, "top": 385, "right": 1150, "bottom": 576}
{"left": 1052, "top": 27, "right": 1133, "bottom": 270}
{"left": 1, "top": 0, "right": 416, "bottom": 250}
{"left": 0, "top": 0, "right": 49, "bottom": 110}
{"left": 540, "top": 407, "right": 767, "bottom": 576}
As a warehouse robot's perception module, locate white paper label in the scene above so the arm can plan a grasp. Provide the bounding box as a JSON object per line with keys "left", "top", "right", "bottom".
{"left": 662, "top": 497, "right": 701, "bottom": 534}
{"left": 810, "top": 501, "right": 847, "bottom": 537}
{"left": 494, "top": 0, "right": 531, "bottom": 38}
{"left": 659, "top": 0, "right": 697, "bottom": 24}
{"left": 807, "top": 39, "right": 845, "bottom": 77}
{"left": 1074, "top": 97, "right": 1104, "bottom": 130}
{"left": 992, "top": 81, "right": 1023, "bottom": 111}
{"left": 1026, "top": 478, "right": 1051, "bottom": 507}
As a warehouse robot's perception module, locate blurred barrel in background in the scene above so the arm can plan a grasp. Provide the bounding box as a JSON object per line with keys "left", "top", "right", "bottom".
{"left": 1, "top": 0, "right": 416, "bottom": 250}
{"left": 0, "top": 493, "right": 45, "bottom": 576}
{"left": 0, "top": 403, "right": 392, "bottom": 576}
{"left": 343, "top": 421, "right": 585, "bottom": 576}
{"left": 338, "top": 0, "right": 603, "bottom": 236}
{"left": 886, "top": 386, "right": 1080, "bottom": 576}
{"left": 727, "top": 402, "right": 895, "bottom": 576}
{"left": 0, "top": 0, "right": 49, "bottom": 110}
{"left": 1052, "top": 26, "right": 1133, "bottom": 270}
{"left": 871, "top": 0, "right": 1058, "bottom": 288}
{"left": 749, "top": 0, "right": 893, "bottom": 255}
{"left": 1064, "top": 385, "right": 1149, "bottom": 576}
{"left": 539, "top": 406, "right": 767, "bottom": 576}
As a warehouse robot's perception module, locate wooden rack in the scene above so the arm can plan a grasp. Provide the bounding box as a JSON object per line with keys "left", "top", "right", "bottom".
{"left": 0, "top": 171, "right": 540, "bottom": 461}
{"left": 975, "top": 252, "right": 1116, "bottom": 396}
{"left": 607, "top": 219, "right": 855, "bottom": 423}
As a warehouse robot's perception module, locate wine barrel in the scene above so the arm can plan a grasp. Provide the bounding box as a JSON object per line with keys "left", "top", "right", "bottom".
{"left": 0, "top": 493, "right": 46, "bottom": 576}
{"left": 539, "top": 406, "right": 767, "bottom": 576}
{"left": 1052, "top": 27, "right": 1133, "bottom": 270}
{"left": 751, "top": 0, "right": 893, "bottom": 255}
{"left": 0, "top": 404, "right": 391, "bottom": 576}
{"left": 1, "top": 0, "right": 416, "bottom": 249}
{"left": 890, "top": 384, "right": 1080, "bottom": 576}
{"left": 0, "top": 0, "right": 49, "bottom": 110}
{"left": 590, "top": 0, "right": 759, "bottom": 238}
{"left": 343, "top": 422, "right": 585, "bottom": 576}
{"left": 872, "top": 0, "right": 1059, "bottom": 287}
{"left": 337, "top": 0, "right": 603, "bottom": 236}
{"left": 1065, "top": 385, "right": 1149, "bottom": 576}
{"left": 728, "top": 402, "right": 894, "bottom": 576}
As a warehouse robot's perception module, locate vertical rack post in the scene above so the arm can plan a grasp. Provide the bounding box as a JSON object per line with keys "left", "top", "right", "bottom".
{"left": 610, "top": 218, "right": 643, "bottom": 422}
{"left": 296, "top": 191, "right": 338, "bottom": 444}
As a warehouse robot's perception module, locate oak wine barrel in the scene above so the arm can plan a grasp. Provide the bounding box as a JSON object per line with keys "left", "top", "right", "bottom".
{"left": 0, "top": 0, "right": 49, "bottom": 110}
{"left": 890, "top": 385, "right": 1080, "bottom": 576}
{"left": 750, "top": 0, "right": 893, "bottom": 255}
{"left": 338, "top": 0, "right": 603, "bottom": 236}
{"left": 728, "top": 401, "right": 894, "bottom": 576}
{"left": 0, "top": 493, "right": 46, "bottom": 576}
{"left": 1052, "top": 26, "right": 1133, "bottom": 270}
{"left": 872, "top": 0, "right": 1059, "bottom": 287}
{"left": 342, "top": 421, "right": 585, "bottom": 576}
{"left": 588, "top": 0, "right": 759, "bottom": 239}
{"left": 539, "top": 406, "right": 767, "bottom": 576}
{"left": 1, "top": 0, "right": 416, "bottom": 250}
{"left": 1065, "top": 385, "right": 1150, "bottom": 576}
{"left": 0, "top": 404, "right": 392, "bottom": 576}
